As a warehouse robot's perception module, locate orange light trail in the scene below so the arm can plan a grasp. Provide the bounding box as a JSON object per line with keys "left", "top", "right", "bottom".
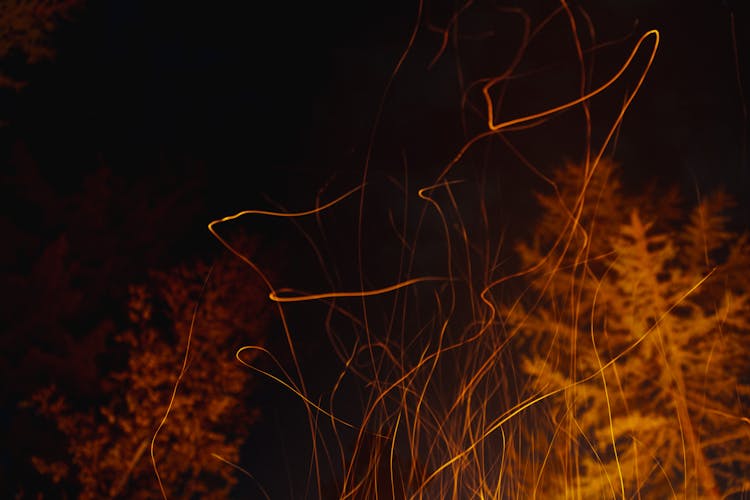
{"left": 147, "top": 2, "right": 750, "bottom": 498}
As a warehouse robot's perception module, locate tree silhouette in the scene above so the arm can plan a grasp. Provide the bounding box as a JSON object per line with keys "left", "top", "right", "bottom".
{"left": 0, "top": 0, "right": 82, "bottom": 89}
{"left": 25, "top": 240, "right": 273, "bottom": 498}
{"left": 508, "top": 159, "right": 750, "bottom": 497}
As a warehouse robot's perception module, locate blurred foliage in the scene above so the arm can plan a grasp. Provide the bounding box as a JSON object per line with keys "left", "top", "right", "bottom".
{"left": 507, "top": 159, "right": 750, "bottom": 497}
{"left": 0, "top": 0, "right": 83, "bottom": 90}
{"left": 24, "top": 241, "right": 274, "bottom": 498}
{"left": 1, "top": 146, "right": 205, "bottom": 404}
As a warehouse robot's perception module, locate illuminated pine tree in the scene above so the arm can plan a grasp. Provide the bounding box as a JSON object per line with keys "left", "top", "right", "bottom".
{"left": 508, "top": 160, "right": 750, "bottom": 498}
{"left": 25, "top": 241, "right": 273, "bottom": 498}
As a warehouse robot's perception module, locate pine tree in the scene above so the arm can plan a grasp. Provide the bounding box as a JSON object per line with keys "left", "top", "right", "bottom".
{"left": 25, "top": 241, "right": 273, "bottom": 498}
{"left": 507, "top": 159, "right": 750, "bottom": 497}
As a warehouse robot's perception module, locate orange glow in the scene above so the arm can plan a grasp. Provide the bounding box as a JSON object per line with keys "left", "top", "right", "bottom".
{"left": 146, "top": 3, "right": 749, "bottom": 499}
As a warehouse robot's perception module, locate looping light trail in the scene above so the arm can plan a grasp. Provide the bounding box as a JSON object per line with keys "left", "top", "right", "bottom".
{"left": 483, "top": 29, "right": 659, "bottom": 133}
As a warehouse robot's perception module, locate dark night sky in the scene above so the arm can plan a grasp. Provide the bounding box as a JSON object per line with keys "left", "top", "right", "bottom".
{"left": 2, "top": 0, "right": 749, "bottom": 498}
{"left": 6, "top": 0, "right": 749, "bottom": 206}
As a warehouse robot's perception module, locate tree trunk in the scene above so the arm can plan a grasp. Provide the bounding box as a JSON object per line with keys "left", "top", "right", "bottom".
{"left": 668, "top": 353, "right": 720, "bottom": 498}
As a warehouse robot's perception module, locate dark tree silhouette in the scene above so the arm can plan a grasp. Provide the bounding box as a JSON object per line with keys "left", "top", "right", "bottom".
{"left": 25, "top": 240, "right": 274, "bottom": 498}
